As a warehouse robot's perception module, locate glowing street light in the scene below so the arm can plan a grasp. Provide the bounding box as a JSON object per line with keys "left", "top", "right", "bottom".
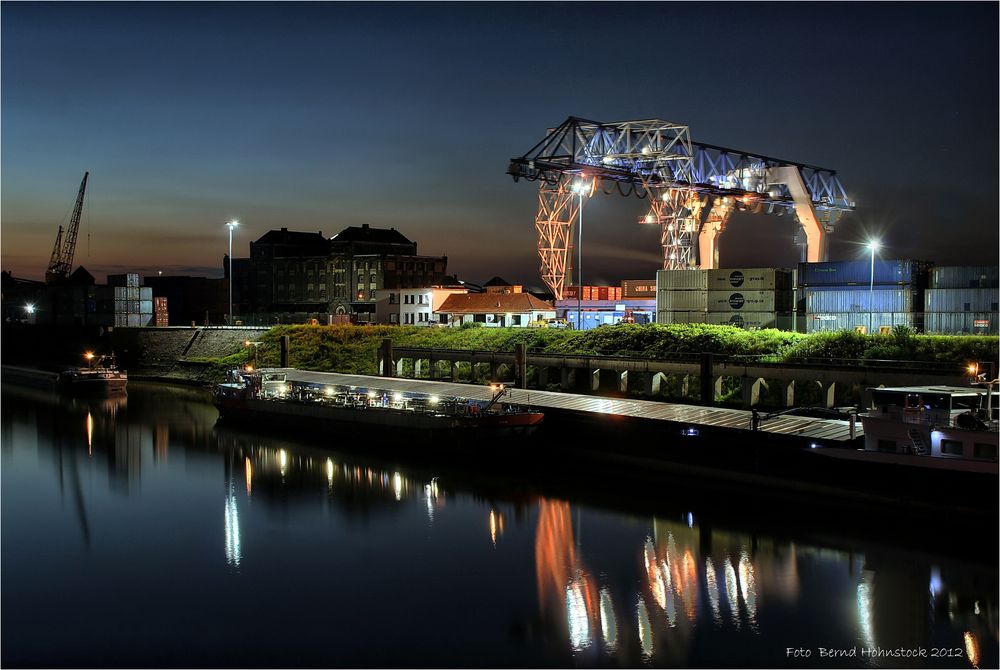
{"left": 572, "top": 178, "right": 591, "bottom": 332}
{"left": 226, "top": 220, "right": 239, "bottom": 326}
{"left": 24, "top": 303, "right": 35, "bottom": 315}
{"left": 867, "top": 239, "right": 881, "bottom": 334}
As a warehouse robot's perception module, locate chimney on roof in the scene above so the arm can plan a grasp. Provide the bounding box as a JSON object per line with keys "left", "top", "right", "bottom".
{"left": 319, "top": 230, "right": 322, "bottom": 237}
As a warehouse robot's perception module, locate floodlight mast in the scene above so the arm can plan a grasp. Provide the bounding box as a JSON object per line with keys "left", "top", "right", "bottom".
{"left": 508, "top": 117, "right": 853, "bottom": 299}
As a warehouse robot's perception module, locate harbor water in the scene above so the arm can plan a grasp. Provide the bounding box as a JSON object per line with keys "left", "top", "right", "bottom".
{"left": 1, "top": 382, "right": 996, "bottom": 668}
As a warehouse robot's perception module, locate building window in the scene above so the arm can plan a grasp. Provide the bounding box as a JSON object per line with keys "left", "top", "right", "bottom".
{"left": 973, "top": 443, "right": 997, "bottom": 459}
{"left": 940, "top": 439, "right": 963, "bottom": 456}
{"left": 389, "top": 294, "right": 396, "bottom": 304}
{"left": 390, "top": 313, "right": 398, "bottom": 324}
{"left": 512, "top": 314, "right": 522, "bottom": 326}
{"left": 473, "top": 314, "right": 486, "bottom": 323}
{"left": 876, "top": 439, "right": 895, "bottom": 452}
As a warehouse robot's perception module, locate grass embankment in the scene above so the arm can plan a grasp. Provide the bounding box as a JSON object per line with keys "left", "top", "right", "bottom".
{"left": 210, "top": 324, "right": 998, "bottom": 376}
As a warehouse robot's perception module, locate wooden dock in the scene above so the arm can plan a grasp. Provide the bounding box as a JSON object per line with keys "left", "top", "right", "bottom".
{"left": 262, "top": 368, "right": 861, "bottom": 443}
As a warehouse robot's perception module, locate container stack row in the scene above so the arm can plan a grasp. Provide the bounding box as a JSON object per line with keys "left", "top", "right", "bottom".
{"left": 923, "top": 266, "right": 999, "bottom": 335}
{"left": 798, "top": 259, "right": 929, "bottom": 334}
{"left": 564, "top": 285, "right": 623, "bottom": 301}
{"left": 656, "top": 268, "right": 795, "bottom": 330}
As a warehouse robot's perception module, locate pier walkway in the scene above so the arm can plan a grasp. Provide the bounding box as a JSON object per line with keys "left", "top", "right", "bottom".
{"left": 263, "top": 368, "right": 861, "bottom": 443}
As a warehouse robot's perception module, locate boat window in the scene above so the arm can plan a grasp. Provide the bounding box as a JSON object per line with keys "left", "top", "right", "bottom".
{"left": 876, "top": 439, "right": 896, "bottom": 453}
{"left": 951, "top": 395, "right": 982, "bottom": 411}
{"left": 973, "top": 443, "right": 997, "bottom": 460}
{"left": 940, "top": 439, "right": 964, "bottom": 456}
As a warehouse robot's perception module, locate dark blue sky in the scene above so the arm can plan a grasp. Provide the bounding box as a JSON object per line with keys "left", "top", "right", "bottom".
{"left": 2, "top": 2, "right": 997, "bottom": 287}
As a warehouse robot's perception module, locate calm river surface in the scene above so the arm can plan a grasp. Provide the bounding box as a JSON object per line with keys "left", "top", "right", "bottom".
{"left": 1, "top": 382, "right": 996, "bottom": 668}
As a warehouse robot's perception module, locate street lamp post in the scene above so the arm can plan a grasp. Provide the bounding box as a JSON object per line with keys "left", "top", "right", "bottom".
{"left": 572, "top": 178, "right": 589, "bottom": 331}
{"left": 867, "top": 239, "right": 881, "bottom": 335}
{"left": 226, "top": 220, "right": 239, "bottom": 326}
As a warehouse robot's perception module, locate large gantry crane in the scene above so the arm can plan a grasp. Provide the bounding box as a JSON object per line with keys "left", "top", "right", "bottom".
{"left": 507, "top": 117, "right": 853, "bottom": 299}
{"left": 45, "top": 172, "right": 89, "bottom": 284}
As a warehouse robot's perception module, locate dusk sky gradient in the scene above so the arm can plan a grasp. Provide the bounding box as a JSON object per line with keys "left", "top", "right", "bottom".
{"left": 2, "top": 2, "right": 997, "bottom": 288}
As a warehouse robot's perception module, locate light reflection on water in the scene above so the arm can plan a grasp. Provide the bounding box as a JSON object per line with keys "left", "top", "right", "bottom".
{"left": 1, "top": 382, "right": 997, "bottom": 668}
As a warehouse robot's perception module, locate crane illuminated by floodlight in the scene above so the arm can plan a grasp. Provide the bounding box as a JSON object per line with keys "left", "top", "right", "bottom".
{"left": 508, "top": 117, "right": 853, "bottom": 299}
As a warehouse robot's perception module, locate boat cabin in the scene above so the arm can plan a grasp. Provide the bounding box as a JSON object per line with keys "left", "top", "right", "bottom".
{"left": 863, "top": 385, "right": 999, "bottom": 461}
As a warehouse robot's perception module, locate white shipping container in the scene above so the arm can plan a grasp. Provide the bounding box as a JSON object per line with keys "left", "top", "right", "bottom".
{"left": 115, "top": 313, "right": 129, "bottom": 327}
{"left": 656, "top": 269, "right": 708, "bottom": 291}
{"left": 806, "top": 288, "right": 914, "bottom": 313}
{"left": 139, "top": 287, "right": 152, "bottom": 300}
{"left": 707, "top": 268, "right": 793, "bottom": 291}
{"left": 114, "top": 287, "right": 128, "bottom": 300}
{"left": 657, "top": 289, "right": 708, "bottom": 311}
{"left": 806, "top": 312, "right": 913, "bottom": 333}
{"left": 126, "top": 273, "right": 140, "bottom": 288}
{"left": 930, "top": 266, "right": 999, "bottom": 289}
{"left": 707, "top": 290, "right": 793, "bottom": 312}
{"left": 924, "top": 288, "right": 999, "bottom": 313}
{"left": 656, "top": 310, "right": 706, "bottom": 325}
{"left": 126, "top": 287, "right": 140, "bottom": 300}
{"left": 705, "top": 311, "right": 796, "bottom": 330}
{"left": 140, "top": 300, "right": 154, "bottom": 314}
{"left": 924, "top": 312, "right": 997, "bottom": 335}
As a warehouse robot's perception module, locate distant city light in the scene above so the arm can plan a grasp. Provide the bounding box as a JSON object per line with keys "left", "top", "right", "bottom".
{"left": 24, "top": 303, "right": 34, "bottom": 314}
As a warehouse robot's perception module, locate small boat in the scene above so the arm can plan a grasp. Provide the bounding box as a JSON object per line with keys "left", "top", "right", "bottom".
{"left": 811, "top": 384, "right": 998, "bottom": 475}
{"left": 213, "top": 369, "right": 544, "bottom": 438}
{"left": 58, "top": 353, "right": 128, "bottom": 394}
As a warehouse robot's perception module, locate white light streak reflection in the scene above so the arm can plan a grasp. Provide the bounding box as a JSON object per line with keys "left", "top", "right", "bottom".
{"left": 725, "top": 558, "right": 740, "bottom": 628}
{"left": 599, "top": 588, "right": 617, "bottom": 651}
{"left": 566, "top": 581, "right": 592, "bottom": 651}
{"left": 661, "top": 560, "right": 677, "bottom": 628}
{"left": 739, "top": 550, "right": 758, "bottom": 627}
{"left": 393, "top": 472, "right": 402, "bottom": 501}
{"left": 278, "top": 449, "right": 287, "bottom": 476}
{"left": 326, "top": 458, "right": 334, "bottom": 489}
{"left": 636, "top": 596, "right": 653, "bottom": 660}
{"left": 857, "top": 570, "right": 876, "bottom": 648}
{"left": 224, "top": 493, "right": 241, "bottom": 568}
{"left": 705, "top": 559, "right": 721, "bottom": 624}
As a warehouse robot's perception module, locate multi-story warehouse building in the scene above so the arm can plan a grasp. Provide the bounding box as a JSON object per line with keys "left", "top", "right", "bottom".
{"left": 242, "top": 225, "right": 447, "bottom": 322}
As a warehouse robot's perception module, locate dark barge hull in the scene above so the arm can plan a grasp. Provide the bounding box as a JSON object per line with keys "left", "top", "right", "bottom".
{"left": 214, "top": 396, "right": 543, "bottom": 442}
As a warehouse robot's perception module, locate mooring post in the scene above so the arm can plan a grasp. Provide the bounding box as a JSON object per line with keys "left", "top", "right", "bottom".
{"left": 280, "top": 335, "right": 290, "bottom": 368}
{"left": 700, "top": 353, "right": 714, "bottom": 405}
{"left": 514, "top": 342, "right": 527, "bottom": 389}
{"left": 380, "top": 338, "right": 394, "bottom": 377}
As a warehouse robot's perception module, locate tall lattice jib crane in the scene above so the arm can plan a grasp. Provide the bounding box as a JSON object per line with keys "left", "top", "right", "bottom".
{"left": 507, "top": 118, "right": 853, "bottom": 300}
{"left": 45, "top": 172, "right": 89, "bottom": 284}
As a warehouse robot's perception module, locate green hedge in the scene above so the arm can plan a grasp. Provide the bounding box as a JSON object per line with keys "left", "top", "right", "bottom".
{"left": 235, "top": 323, "right": 996, "bottom": 375}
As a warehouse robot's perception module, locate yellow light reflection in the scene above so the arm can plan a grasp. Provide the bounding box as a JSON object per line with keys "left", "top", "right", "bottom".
{"left": 326, "top": 458, "right": 334, "bottom": 488}
{"left": 244, "top": 457, "right": 253, "bottom": 496}
{"left": 489, "top": 509, "right": 498, "bottom": 546}
{"left": 964, "top": 631, "right": 980, "bottom": 668}
{"left": 278, "top": 449, "right": 287, "bottom": 475}
{"left": 86, "top": 412, "right": 93, "bottom": 455}
{"left": 599, "top": 588, "right": 617, "bottom": 651}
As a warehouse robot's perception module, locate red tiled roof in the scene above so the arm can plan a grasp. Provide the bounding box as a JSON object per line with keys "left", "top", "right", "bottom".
{"left": 437, "top": 293, "right": 554, "bottom": 314}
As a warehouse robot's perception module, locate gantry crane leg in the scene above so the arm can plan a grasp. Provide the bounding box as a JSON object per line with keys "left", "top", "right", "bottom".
{"left": 535, "top": 175, "right": 582, "bottom": 300}
{"left": 640, "top": 186, "right": 701, "bottom": 270}
{"left": 696, "top": 197, "right": 735, "bottom": 270}
{"left": 767, "top": 166, "right": 829, "bottom": 263}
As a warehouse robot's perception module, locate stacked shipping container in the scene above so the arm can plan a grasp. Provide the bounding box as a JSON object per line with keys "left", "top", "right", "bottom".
{"left": 154, "top": 297, "right": 169, "bottom": 327}
{"left": 656, "top": 268, "right": 795, "bottom": 330}
{"left": 923, "top": 266, "right": 999, "bottom": 335}
{"left": 799, "top": 260, "right": 928, "bottom": 333}
{"left": 564, "top": 285, "right": 623, "bottom": 301}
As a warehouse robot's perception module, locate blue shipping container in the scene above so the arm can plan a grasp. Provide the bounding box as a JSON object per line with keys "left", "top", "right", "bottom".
{"left": 799, "top": 259, "right": 920, "bottom": 286}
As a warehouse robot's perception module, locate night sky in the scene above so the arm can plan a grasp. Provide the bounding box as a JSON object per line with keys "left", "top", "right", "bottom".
{"left": 2, "top": 2, "right": 997, "bottom": 288}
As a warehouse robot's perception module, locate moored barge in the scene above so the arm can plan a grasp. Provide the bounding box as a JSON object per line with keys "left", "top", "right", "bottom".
{"left": 214, "top": 370, "right": 544, "bottom": 439}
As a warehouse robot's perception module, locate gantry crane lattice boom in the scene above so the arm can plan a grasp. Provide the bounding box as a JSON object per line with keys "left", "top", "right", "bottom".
{"left": 45, "top": 172, "right": 89, "bottom": 284}
{"left": 507, "top": 117, "right": 853, "bottom": 299}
